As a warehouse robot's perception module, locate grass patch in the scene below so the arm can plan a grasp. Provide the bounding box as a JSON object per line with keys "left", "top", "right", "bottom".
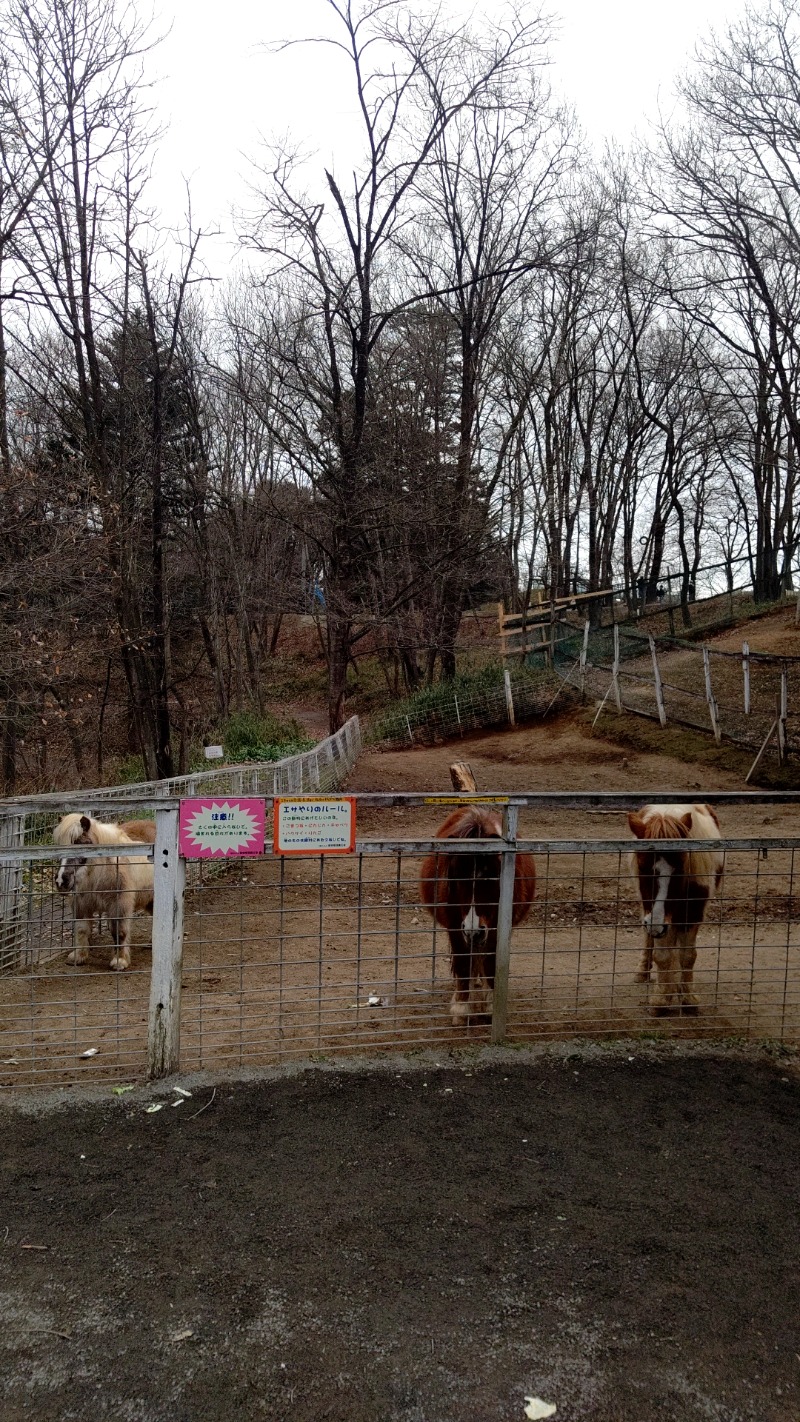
{"left": 370, "top": 663, "right": 569, "bottom": 745}
{"left": 580, "top": 706, "right": 800, "bottom": 788}
{"left": 215, "top": 710, "right": 314, "bottom": 764}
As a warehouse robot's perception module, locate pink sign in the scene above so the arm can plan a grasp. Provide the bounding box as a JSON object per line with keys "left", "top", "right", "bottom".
{"left": 179, "top": 798, "right": 266, "bottom": 858}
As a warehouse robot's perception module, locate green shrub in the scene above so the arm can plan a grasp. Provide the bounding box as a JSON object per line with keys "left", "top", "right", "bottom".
{"left": 220, "top": 710, "right": 314, "bottom": 764}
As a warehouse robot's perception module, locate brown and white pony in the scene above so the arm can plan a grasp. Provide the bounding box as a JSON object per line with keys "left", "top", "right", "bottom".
{"left": 628, "top": 803, "right": 724, "bottom": 1012}
{"left": 420, "top": 807, "right": 536, "bottom": 1026}
{"left": 54, "top": 814, "right": 155, "bottom": 970}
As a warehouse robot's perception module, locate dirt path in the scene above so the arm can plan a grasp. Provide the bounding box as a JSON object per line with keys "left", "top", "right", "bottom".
{"left": 1, "top": 1051, "right": 798, "bottom": 1422}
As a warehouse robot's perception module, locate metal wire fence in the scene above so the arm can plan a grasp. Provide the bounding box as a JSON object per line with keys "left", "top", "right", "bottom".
{"left": 565, "top": 625, "right": 799, "bottom": 758}
{"left": 1, "top": 792, "right": 799, "bottom": 1088}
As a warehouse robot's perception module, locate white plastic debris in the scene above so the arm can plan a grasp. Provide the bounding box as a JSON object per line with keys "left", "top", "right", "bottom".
{"left": 172, "top": 1087, "right": 192, "bottom": 1098}
{"left": 367, "top": 994, "right": 381, "bottom": 1006}
{"left": 170, "top": 1328, "right": 194, "bottom": 1342}
{"left": 171, "top": 1099, "right": 184, "bottom": 1108}
{"left": 79, "top": 1048, "right": 99, "bottom": 1059}
{"left": 144, "top": 1103, "right": 164, "bottom": 1114}
{"left": 524, "top": 1399, "right": 557, "bottom": 1420}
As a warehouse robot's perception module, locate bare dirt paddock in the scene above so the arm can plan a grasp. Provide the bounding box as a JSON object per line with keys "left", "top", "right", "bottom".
{"left": 2, "top": 713, "right": 800, "bottom": 1087}
{"left": 1, "top": 1048, "right": 799, "bottom": 1422}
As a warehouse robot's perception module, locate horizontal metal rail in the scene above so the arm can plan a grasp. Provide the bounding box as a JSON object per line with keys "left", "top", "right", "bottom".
{"left": 3, "top": 789, "right": 800, "bottom": 816}
{"left": 0, "top": 843, "right": 155, "bottom": 865}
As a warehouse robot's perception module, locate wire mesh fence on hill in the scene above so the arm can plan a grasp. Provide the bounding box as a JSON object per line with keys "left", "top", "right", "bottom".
{"left": 560, "top": 624, "right": 798, "bottom": 761}
{"left": 370, "top": 670, "right": 573, "bottom": 748}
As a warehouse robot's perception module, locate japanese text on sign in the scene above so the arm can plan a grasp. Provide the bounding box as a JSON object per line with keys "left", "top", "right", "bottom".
{"left": 273, "top": 797, "right": 356, "bottom": 855}
{"left": 179, "top": 798, "right": 266, "bottom": 858}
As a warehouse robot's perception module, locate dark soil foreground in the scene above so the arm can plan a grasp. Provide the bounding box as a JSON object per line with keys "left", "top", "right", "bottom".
{"left": 1, "top": 1052, "right": 799, "bottom": 1422}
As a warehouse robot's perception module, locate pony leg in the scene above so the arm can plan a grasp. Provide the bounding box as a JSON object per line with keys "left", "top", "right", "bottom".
{"left": 635, "top": 936, "right": 654, "bottom": 983}
{"left": 651, "top": 945, "right": 680, "bottom": 1012}
{"left": 66, "top": 908, "right": 91, "bottom": 966}
{"left": 678, "top": 929, "right": 700, "bottom": 1010}
{"left": 108, "top": 896, "right": 133, "bottom": 971}
{"left": 449, "top": 947, "right": 473, "bottom": 1025}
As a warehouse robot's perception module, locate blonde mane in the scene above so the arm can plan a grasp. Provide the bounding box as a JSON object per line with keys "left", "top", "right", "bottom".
{"left": 53, "top": 813, "right": 139, "bottom": 848}
{"left": 630, "top": 803, "right": 723, "bottom": 893}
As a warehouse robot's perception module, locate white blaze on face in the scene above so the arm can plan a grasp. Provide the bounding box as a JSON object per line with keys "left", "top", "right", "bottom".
{"left": 462, "top": 903, "right": 484, "bottom": 940}
{"left": 644, "top": 856, "right": 673, "bottom": 936}
{"left": 56, "top": 858, "right": 70, "bottom": 892}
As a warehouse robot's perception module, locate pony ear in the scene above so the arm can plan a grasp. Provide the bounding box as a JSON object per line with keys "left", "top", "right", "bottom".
{"left": 628, "top": 812, "right": 647, "bottom": 838}
{"left": 80, "top": 815, "right": 91, "bottom": 833}
{"left": 678, "top": 812, "right": 693, "bottom": 836}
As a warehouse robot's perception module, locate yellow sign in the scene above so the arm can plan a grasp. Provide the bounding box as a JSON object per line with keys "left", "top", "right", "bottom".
{"left": 423, "top": 796, "right": 510, "bottom": 805}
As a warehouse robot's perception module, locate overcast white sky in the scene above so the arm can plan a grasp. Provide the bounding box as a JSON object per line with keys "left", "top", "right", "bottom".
{"left": 149, "top": 0, "right": 742, "bottom": 261}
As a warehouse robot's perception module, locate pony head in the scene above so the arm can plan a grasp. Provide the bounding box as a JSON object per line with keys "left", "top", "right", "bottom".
{"left": 629, "top": 808, "right": 694, "bottom": 936}
{"left": 55, "top": 816, "right": 93, "bottom": 893}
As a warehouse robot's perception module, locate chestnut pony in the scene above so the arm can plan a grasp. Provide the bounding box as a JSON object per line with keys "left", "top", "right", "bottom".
{"left": 420, "top": 807, "right": 536, "bottom": 1025}
{"left": 628, "top": 803, "right": 724, "bottom": 1012}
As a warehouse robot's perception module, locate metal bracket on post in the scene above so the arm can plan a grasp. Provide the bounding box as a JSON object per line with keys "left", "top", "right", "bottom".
{"left": 491, "top": 803, "right": 519, "bottom": 1046}
{"left": 147, "top": 805, "right": 185, "bottom": 1080}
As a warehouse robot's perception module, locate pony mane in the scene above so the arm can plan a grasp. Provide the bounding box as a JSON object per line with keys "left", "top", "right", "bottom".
{"left": 629, "top": 803, "right": 723, "bottom": 890}
{"left": 53, "top": 813, "right": 138, "bottom": 848}
{"left": 435, "top": 807, "right": 503, "bottom": 841}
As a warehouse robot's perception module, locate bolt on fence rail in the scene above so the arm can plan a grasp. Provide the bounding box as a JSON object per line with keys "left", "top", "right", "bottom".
{"left": 2, "top": 791, "right": 799, "bottom": 1089}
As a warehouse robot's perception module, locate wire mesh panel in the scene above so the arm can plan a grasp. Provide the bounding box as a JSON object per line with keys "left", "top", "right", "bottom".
{"left": 507, "top": 843, "right": 800, "bottom": 1044}
{"left": 180, "top": 849, "right": 458, "bottom": 1068}
{"left": 3, "top": 793, "right": 800, "bottom": 1087}
{"left": 0, "top": 846, "right": 154, "bottom": 1088}
{"left": 178, "top": 833, "right": 800, "bottom": 1071}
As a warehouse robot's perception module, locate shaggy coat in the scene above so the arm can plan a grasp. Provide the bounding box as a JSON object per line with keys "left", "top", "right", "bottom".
{"left": 54, "top": 814, "right": 154, "bottom": 971}
{"left": 629, "top": 802, "right": 724, "bottom": 1012}
{"left": 420, "top": 807, "right": 536, "bottom": 1025}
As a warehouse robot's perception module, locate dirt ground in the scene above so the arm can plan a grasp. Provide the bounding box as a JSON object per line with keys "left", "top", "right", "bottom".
{"left": 1, "top": 1049, "right": 798, "bottom": 1422}
{"left": 3, "top": 711, "right": 800, "bottom": 1087}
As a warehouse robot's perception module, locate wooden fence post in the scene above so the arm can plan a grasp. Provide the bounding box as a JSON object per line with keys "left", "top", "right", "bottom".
{"left": 702, "top": 647, "right": 722, "bottom": 742}
{"left": 778, "top": 672, "right": 788, "bottom": 764}
{"left": 147, "top": 805, "right": 185, "bottom": 1080}
{"left": 491, "top": 804, "right": 519, "bottom": 1046}
{"left": 580, "top": 619, "right": 590, "bottom": 697}
{"left": 504, "top": 669, "right": 516, "bottom": 727}
{"left": 647, "top": 634, "right": 667, "bottom": 722}
{"left": 612, "top": 624, "right": 622, "bottom": 711}
{"left": 742, "top": 642, "right": 751, "bottom": 715}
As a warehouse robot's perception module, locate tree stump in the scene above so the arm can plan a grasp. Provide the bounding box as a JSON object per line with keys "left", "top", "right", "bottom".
{"left": 449, "top": 762, "right": 477, "bottom": 792}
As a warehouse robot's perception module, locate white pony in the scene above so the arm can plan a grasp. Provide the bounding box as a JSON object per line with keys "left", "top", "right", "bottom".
{"left": 53, "top": 814, "right": 155, "bottom": 971}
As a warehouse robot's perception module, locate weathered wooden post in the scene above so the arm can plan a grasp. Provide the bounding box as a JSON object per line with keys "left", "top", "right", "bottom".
{"left": 147, "top": 804, "right": 185, "bottom": 1080}
{"left": 702, "top": 647, "right": 721, "bottom": 742}
{"left": 649, "top": 635, "right": 667, "bottom": 726}
{"left": 449, "top": 762, "right": 477, "bottom": 792}
{"left": 742, "top": 642, "right": 751, "bottom": 715}
{"left": 778, "top": 672, "right": 788, "bottom": 764}
{"left": 579, "top": 619, "right": 590, "bottom": 698}
{"left": 490, "top": 803, "right": 519, "bottom": 1046}
{"left": 612, "top": 624, "right": 622, "bottom": 711}
{"left": 504, "top": 669, "right": 516, "bottom": 727}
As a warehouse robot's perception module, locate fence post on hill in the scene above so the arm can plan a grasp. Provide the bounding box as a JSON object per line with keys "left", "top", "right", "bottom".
{"left": 147, "top": 805, "right": 185, "bottom": 1080}
{"left": 649, "top": 635, "right": 667, "bottom": 727}
{"left": 504, "top": 670, "right": 516, "bottom": 727}
{"left": 743, "top": 643, "right": 751, "bottom": 714}
{"left": 490, "top": 803, "right": 519, "bottom": 1047}
{"left": 778, "top": 672, "right": 789, "bottom": 764}
{"left": 702, "top": 648, "right": 722, "bottom": 742}
{"left": 580, "top": 620, "right": 590, "bottom": 697}
{"left": 612, "top": 624, "right": 622, "bottom": 711}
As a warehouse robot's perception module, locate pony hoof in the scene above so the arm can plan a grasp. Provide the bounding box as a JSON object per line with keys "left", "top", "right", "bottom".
{"left": 634, "top": 970, "right": 651, "bottom": 983}
{"left": 66, "top": 949, "right": 88, "bottom": 966}
{"left": 650, "top": 999, "right": 675, "bottom": 1015}
{"left": 681, "top": 997, "right": 700, "bottom": 1013}
{"left": 109, "top": 955, "right": 130, "bottom": 972}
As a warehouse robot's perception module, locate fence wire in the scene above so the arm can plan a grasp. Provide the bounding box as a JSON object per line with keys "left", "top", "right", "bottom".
{"left": 3, "top": 808, "right": 798, "bottom": 1088}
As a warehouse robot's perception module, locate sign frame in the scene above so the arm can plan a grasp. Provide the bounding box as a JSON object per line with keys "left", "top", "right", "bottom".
{"left": 179, "top": 797, "right": 266, "bottom": 859}
{"left": 273, "top": 795, "right": 357, "bottom": 856}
